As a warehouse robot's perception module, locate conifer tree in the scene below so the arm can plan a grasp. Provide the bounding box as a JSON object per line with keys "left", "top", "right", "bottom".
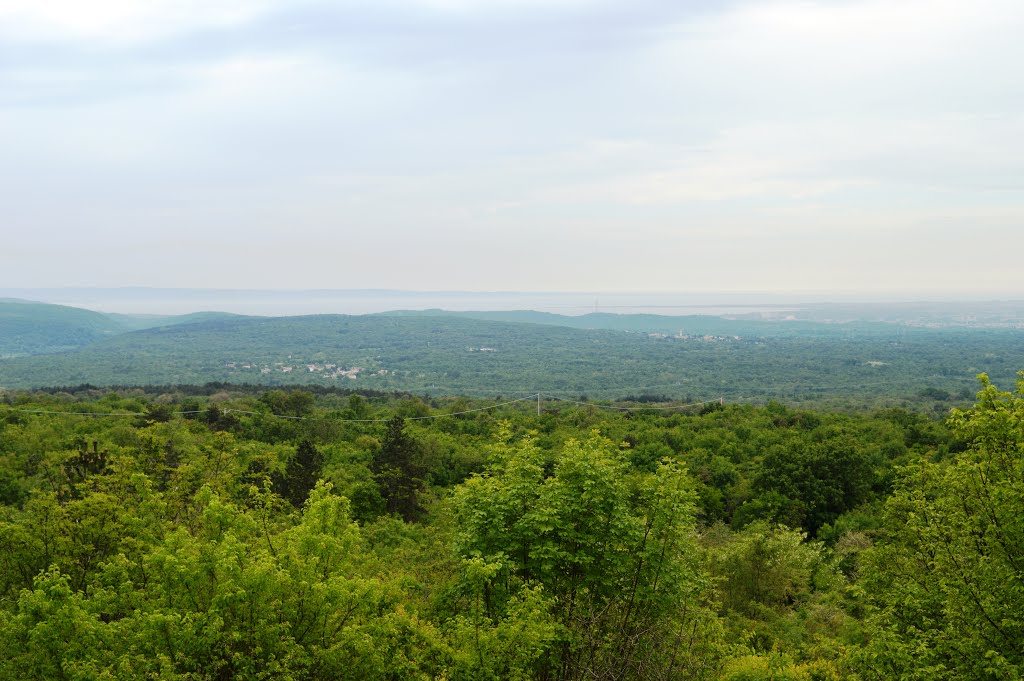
{"left": 371, "top": 416, "right": 425, "bottom": 521}
{"left": 275, "top": 439, "right": 324, "bottom": 507}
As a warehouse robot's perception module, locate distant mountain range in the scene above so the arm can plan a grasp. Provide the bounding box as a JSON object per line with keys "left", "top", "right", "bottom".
{"left": 0, "top": 297, "right": 919, "bottom": 361}
{"left": 2, "top": 299, "right": 1022, "bottom": 407}
{"left": 3, "top": 287, "right": 1024, "bottom": 323}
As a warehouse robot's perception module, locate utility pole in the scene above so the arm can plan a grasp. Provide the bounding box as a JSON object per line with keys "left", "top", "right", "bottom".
{"left": 537, "top": 392, "right": 541, "bottom": 416}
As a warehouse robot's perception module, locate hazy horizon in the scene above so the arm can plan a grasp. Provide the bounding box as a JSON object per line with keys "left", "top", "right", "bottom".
{"left": 3, "top": 286, "right": 1023, "bottom": 317}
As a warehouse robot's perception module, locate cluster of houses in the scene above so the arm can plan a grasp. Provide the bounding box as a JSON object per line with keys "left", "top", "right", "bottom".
{"left": 224, "top": 361, "right": 390, "bottom": 380}
{"left": 646, "top": 332, "right": 742, "bottom": 342}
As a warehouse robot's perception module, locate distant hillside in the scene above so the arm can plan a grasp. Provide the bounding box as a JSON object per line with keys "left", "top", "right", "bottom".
{"left": 106, "top": 310, "right": 247, "bottom": 332}
{"left": 0, "top": 299, "right": 127, "bottom": 357}
{"left": 0, "top": 300, "right": 244, "bottom": 357}
{"left": 380, "top": 309, "right": 897, "bottom": 337}
{"left": 2, "top": 312, "right": 1021, "bottom": 408}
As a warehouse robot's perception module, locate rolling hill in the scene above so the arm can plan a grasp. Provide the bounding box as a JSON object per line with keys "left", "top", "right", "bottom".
{"left": 0, "top": 299, "right": 244, "bottom": 357}
{"left": 2, "top": 310, "right": 1021, "bottom": 408}
{"left": 0, "top": 299, "right": 127, "bottom": 357}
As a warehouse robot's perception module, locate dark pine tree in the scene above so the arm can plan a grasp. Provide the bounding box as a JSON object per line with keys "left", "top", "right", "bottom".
{"left": 371, "top": 416, "right": 425, "bottom": 521}
{"left": 275, "top": 439, "right": 325, "bottom": 508}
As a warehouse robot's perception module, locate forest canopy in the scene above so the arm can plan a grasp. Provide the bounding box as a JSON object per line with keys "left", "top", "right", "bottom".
{"left": 0, "top": 376, "right": 1020, "bottom": 679}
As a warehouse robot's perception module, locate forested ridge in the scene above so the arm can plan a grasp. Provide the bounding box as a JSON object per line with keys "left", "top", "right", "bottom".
{"left": 0, "top": 299, "right": 242, "bottom": 358}
{"left": 4, "top": 309, "right": 1023, "bottom": 410}
{"left": 0, "top": 378, "right": 1021, "bottom": 679}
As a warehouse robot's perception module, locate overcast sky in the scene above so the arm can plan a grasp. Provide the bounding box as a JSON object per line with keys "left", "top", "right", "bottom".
{"left": 2, "top": 0, "right": 1022, "bottom": 297}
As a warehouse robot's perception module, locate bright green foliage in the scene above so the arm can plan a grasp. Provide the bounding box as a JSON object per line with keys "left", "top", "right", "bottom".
{"left": 710, "top": 523, "right": 821, "bottom": 617}
{"left": 0, "top": 567, "right": 117, "bottom": 679}
{"left": 453, "top": 425, "right": 722, "bottom": 679}
{"left": 748, "top": 427, "right": 880, "bottom": 536}
{"left": 260, "top": 389, "right": 316, "bottom": 418}
{"left": 0, "top": 481, "right": 451, "bottom": 680}
{"left": 446, "top": 561, "right": 559, "bottom": 680}
{"left": 704, "top": 522, "right": 855, "bottom": 674}
{"left": 857, "top": 375, "right": 1024, "bottom": 679}
{"left": 720, "top": 652, "right": 843, "bottom": 680}
{"left": 0, "top": 383, "right": 997, "bottom": 678}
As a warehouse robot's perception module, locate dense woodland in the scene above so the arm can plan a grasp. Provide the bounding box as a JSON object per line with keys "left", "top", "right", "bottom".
{"left": 0, "top": 377, "right": 1021, "bottom": 679}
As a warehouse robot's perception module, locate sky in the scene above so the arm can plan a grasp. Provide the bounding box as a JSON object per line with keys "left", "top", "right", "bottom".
{"left": 2, "top": 0, "right": 1023, "bottom": 297}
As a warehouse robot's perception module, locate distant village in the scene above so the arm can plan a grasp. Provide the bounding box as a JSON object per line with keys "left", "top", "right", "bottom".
{"left": 646, "top": 331, "right": 743, "bottom": 342}
{"left": 223, "top": 361, "right": 389, "bottom": 380}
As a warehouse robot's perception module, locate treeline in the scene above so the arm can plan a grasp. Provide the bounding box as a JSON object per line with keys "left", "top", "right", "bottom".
{"left": 0, "top": 379, "right": 1020, "bottom": 679}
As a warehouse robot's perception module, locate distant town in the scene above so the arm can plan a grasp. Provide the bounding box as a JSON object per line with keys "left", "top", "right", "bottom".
{"left": 224, "top": 361, "right": 390, "bottom": 380}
